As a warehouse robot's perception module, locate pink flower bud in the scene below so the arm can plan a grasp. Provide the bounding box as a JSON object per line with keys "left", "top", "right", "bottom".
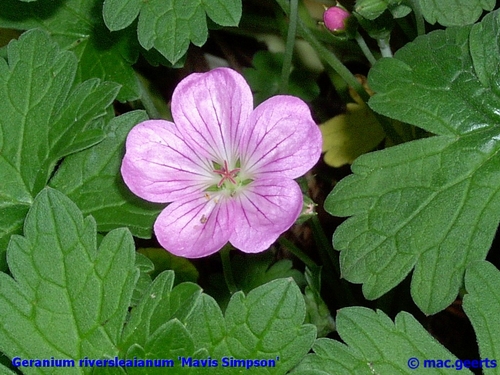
{"left": 323, "top": 6, "right": 350, "bottom": 31}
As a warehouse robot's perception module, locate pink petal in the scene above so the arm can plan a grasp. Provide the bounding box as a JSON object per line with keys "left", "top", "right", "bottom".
{"left": 171, "top": 68, "right": 253, "bottom": 163}
{"left": 239, "top": 95, "right": 322, "bottom": 179}
{"left": 154, "top": 195, "right": 233, "bottom": 258}
{"left": 121, "top": 120, "right": 213, "bottom": 203}
{"left": 229, "top": 178, "right": 303, "bottom": 253}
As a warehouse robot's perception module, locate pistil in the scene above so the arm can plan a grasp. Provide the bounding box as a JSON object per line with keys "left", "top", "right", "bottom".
{"left": 213, "top": 160, "right": 240, "bottom": 188}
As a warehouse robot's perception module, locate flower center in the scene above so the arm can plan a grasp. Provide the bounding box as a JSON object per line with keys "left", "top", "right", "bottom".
{"left": 213, "top": 160, "right": 240, "bottom": 188}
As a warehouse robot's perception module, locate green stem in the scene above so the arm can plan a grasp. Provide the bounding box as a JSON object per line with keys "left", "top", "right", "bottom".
{"left": 220, "top": 245, "right": 238, "bottom": 294}
{"left": 395, "top": 16, "right": 417, "bottom": 41}
{"left": 137, "top": 73, "right": 162, "bottom": 119}
{"left": 309, "top": 215, "right": 358, "bottom": 306}
{"left": 355, "top": 31, "right": 377, "bottom": 65}
{"left": 409, "top": 0, "right": 425, "bottom": 36}
{"left": 279, "top": 237, "right": 317, "bottom": 269}
{"left": 275, "top": 0, "right": 369, "bottom": 103}
{"left": 310, "top": 216, "right": 339, "bottom": 276}
{"left": 279, "top": 0, "right": 298, "bottom": 93}
{"left": 276, "top": 2, "right": 403, "bottom": 144}
{"left": 377, "top": 37, "right": 393, "bottom": 58}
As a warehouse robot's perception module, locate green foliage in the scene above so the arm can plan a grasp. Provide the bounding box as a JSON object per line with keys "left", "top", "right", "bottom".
{"left": 418, "top": 0, "right": 495, "bottom": 26}
{"left": 356, "top": 0, "right": 494, "bottom": 27}
{"left": 102, "top": 0, "right": 242, "bottom": 65}
{"left": 50, "top": 111, "right": 162, "bottom": 239}
{"left": 303, "top": 267, "right": 335, "bottom": 338}
{"left": 463, "top": 261, "right": 500, "bottom": 373}
{"left": 0, "top": 189, "right": 315, "bottom": 373}
{"left": 3, "top": 0, "right": 500, "bottom": 371}
{"left": 0, "top": 29, "right": 119, "bottom": 270}
{"left": 130, "top": 252, "right": 155, "bottom": 307}
{"left": 291, "top": 307, "right": 473, "bottom": 374}
{"left": 137, "top": 248, "right": 199, "bottom": 283}
{"left": 293, "top": 261, "right": 500, "bottom": 374}
{"left": 355, "top": 0, "right": 411, "bottom": 20}
{"left": 325, "top": 9, "right": 500, "bottom": 315}
{"left": 243, "top": 51, "right": 320, "bottom": 105}
{"left": 184, "top": 279, "right": 316, "bottom": 374}
{"left": 0, "top": 188, "right": 138, "bottom": 369}
{"left": 231, "top": 252, "right": 306, "bottom": 293}
{"left": 0, "top": 0, "right": 140, "bottom": 102}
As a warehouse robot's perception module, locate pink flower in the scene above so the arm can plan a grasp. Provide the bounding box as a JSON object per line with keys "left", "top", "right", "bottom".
{"left": 323, "top": 6, "right": 350, "bottom": 31}
{"left": 121, "top": 68, "right": 322, "bottom": 258}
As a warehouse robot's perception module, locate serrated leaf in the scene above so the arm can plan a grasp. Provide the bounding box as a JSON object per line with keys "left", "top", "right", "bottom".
{"left": 292, "top": 307, "right": 471, "bottom": 374}
{"left": 0, "top": 29, "right": 119, "bottom": 269}
{"left": 50, "top": 111, "right": 163, "bottom": 239}
{"left": 325, "top": 9, "right": 500, "bottom": 315}
{"left": 119, "top": 271, "right": 203, "bottom": 374}
{"left": 120, "top": 271, "right": 203, "bottom": 351}
{"left": 185, "top": 278, "right": 316, "bottom": 374}
{"left": 131, "top": 252, "right": 154, "bottom": 307}
{"left": 0, "top": 188, "right": 138, "bottom": 366}
{"left": 0, "top": 0, "right": 140, "bottom": 102}
{"left": 463, "top": 261, "right": 500, "bottom": 374}
{"left": 103, "top": 0, "right": 242, "bottom": 65}
{"left": 418, "top": 0, "right": 495, "bottom": 26}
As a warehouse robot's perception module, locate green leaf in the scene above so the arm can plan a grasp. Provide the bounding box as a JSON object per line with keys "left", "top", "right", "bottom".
{"left": 325, "top": 9, "right": 500, "bottom": 315}
{"left": 0, "top": 0, "right": 140, "bottom": 102}
{"left": 0, "top": 188, "right": 138, "bottom": 364}
{"left": 137, "top": 247, "right": 199, "bottom": 283}
{"left": 120, "top": 271, "right": 203, "bottom": 373}
{"left": 463, "top": 261, "right": 500, "bottom": 374}
{"left": 185, "top": 278, "right": 316, "bottom": 374}
{"left": 118, "top": 270, "right": 216, "bottom": 375}
{"left": 418, "top": 0, "right": 495, "bottom": 26}
{"left": 0, "top": 29, "right": 119, "bottom": 269}
{"left": 355, "top": 0, "right": 411, "bottom": 20}
{"left": 50, "top": 111, "right": 163, "bottom": 239}
{"left": 243, "top": 51, "right": 320, "bottom": 105}
{"left": 303, "top": 267, "right": 335, "bottom": 338}
{"left": 120, "top": 271, "right": 315, "bottom": 374}
{"left": 131, "top": 252, "right": 154, "bottom": 307}
{"left": 232, "top": 252, "right": 306, "bottom": 293}
{"left": 292, "top": 307, "right": 471, "bottom": 374}
{"left": 0, "top": 363, "right": 16, "bottom": 375}
{"left": 103, "top": 0, "right": 242, "bottom": 65}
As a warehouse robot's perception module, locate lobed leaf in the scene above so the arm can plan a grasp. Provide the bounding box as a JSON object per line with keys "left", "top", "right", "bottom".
{"left": 118, "top": 272, "right": 314, "bottom": 374}
{"left": 418, "top": 0, "right": 495, "bottom": 26}
{"left": 103, "top": 0, "right": 242, "bottom": 65}
{"left": 463, "top": 261, "right": 500, "bottom": 375}
{"left": 185, "top": 278, "right": 316, "bottom": 374}
{"left": 292, "top": 307, "right": 471, "bottom": 374}
{"left": 0, "top": 188, "right": 138, "bottom": 370}
{"left": 325, "top": 9, "right": 500, "bottom": 314}
{"left": 0, "top": 29, "right": 119, "bottom": 269}
{"left": 50, "top": 111, "right": 163, "bottom": 239}
{"left": 0, "top": 0, "right": 140, "bottom": 102}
